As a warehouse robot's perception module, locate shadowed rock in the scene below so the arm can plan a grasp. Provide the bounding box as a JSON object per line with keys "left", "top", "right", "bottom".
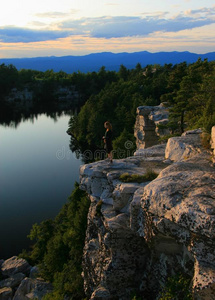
{"left": 1, "top": 257, "right": 31, "bottom": 277}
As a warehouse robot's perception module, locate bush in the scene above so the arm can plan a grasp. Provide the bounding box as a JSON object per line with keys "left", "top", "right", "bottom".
{"left": 159, "top": 273, "right": 192, "bottom": 300}
{"left": 119, "top": 169, "right": 158, "bottom": 183}
{"left": 21, "top": 183, "right": 90, "bottom": 299}
{"left": 112, "top": 128, "right": 136, "bottom": 159}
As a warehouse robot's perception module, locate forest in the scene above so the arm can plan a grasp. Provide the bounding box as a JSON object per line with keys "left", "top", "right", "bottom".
{"left": 1, "top": 59, "right": 215, "bottom": 141}
{"left": 0, "top": 64, "right": 118, "bottom": 126}
{"left": 68, "top": 59, "right": 215, "bottom": 156}
{"left": 1, "top": 58, "right": 215, "bottom": 299}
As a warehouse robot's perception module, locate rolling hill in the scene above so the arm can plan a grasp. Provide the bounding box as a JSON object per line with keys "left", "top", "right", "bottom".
{"left": 1, "top": 51, "right": 215, "bottom": 73}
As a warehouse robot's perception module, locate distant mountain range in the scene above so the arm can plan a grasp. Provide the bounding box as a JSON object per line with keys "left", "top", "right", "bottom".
{"left": 1, "top": 51, "right": 215, "bottom": 73}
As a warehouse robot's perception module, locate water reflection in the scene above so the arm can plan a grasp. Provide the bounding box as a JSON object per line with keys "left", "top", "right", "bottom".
{"left": 68, "top": 134, "right": 107, "bottom": 164}
{"left": 0, "top": 110, "right": 82, "bottom": 259}
{"left": 0, "top": 104, "right": 79, "bottom": 128}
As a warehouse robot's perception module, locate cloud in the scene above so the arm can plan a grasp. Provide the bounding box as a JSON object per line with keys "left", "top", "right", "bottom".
{"left": 105, "top": 2, "right": 118, "bottom": 6}
{"left": 185, "top": 6, "right": 215, "bottom": 16}
{"left": 1, "top": 23, "right": 215, "bottom": 59}
{"left": 35, "top": 9, "right": 79, "bottom": 19}
{"left": 35, "top": 12, "right": 70, "bottom": 18}
{"left": 29, "top": 21, "right": 48, "bottom": 27}
{"left": 0, "top": 26, "right": 70, "bottom": 43}
{"left": 140, "top": 11, "right": 169, "bottom": 18}
{"left": 0, "top": 7, "right": 215, "bottom": 43}
{"left": 59, "top": 10, "right": 215, "bottom": 38}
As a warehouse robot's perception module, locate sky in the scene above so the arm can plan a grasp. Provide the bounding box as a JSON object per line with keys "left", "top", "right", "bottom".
{"left": 0, "top": 0, "right": 215, "bottom": 58}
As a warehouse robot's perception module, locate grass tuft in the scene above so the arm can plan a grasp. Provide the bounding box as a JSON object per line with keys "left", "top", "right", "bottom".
{"left": 119, "top": 169, "right": 158, "bottom": 183}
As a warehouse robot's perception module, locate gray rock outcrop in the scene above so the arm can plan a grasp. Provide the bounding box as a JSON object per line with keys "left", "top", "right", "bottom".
{"left": 0, "top": 257, "right": 52, "bottom": 300}
{"left": 13, "top": 278, "right": 52, "bottom": 300}
{"left": 80, "top": 128, "right": 215, "bottom": 299}
{"left": 1, "top": 257, "right": 31, "bottom": 277}
{"left": 165, "top": 129, "right": 203, "bottom": 161}
{"left": 0, "top": 273, "right": 25, "bottom": 289}
{"left": 0, "top": 287, "right": 13, "bottom": 300}
{"left": 211, "top": 126, "right": 215, "bottom": 157}
{"left": 134, "top": 103, "right": 169, "bottom": 149}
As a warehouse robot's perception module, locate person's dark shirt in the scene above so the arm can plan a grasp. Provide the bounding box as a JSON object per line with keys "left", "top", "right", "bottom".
{"left": 104, "top": 130, "right": 113, "bottom": 152}
{"left": 104, "top": 129, "right": 112, "bottom": 141}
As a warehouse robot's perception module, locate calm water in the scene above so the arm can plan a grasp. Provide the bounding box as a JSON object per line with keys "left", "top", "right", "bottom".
{"left": 0, "top": 112, "right": 82, "bottom": 259}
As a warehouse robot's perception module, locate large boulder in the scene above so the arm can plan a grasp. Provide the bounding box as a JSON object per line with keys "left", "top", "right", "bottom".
{"left": 0, "top": 258, "right": 52, "bottom": 300}
{"left": 165, "top": 129, "right": 203, "bottom": 161}
{"left": 29, "top": 266, "right": 40, "bottom": 279}
{"left": 13, "top": 278, "right": 52, "bottom": 300}
{"left": 1, "top": 257, "right": 31, "bottom": 277}
{"left": 0, "top": 273, "right": 25, "bottom": 289}
{"left": 0, "top": 287, "right": 13, "bottom": 300}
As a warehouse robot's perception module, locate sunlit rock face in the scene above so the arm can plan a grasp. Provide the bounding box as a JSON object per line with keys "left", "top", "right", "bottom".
{"left": 165, "top": 129, "right": 203, "bottom": 162}
{"left": 1, "top": 256, "right": 31, "bottom": 277}
{"left": 211, "top": 126, "right": 215, "bottom": 158}
{"left": 80, "top": 127, "right": 215, "bottom": 300}
{"left": 140, "top": 155, "right": 215, "bottom": 298}
{"left": 80, "top": 148, "right": 167, "bottom": 300}
{"left": 134, "top": 103, "right": 169, "bottom": 150}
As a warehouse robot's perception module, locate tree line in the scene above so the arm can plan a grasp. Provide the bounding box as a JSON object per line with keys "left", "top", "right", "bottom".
{"left": 1, "top": 59, "right": 214, "bottom": 137}
{"left": 1, "top": 59, "right": 215, "bottom": 151}
{"left": 0, "top": 63, "right": 119, "bottom": 125}
{"left": 69, "top": 59, "right": 215, "bottom": 155}
{"left": 0, "top": 63, "right": 118, "bottom": 105}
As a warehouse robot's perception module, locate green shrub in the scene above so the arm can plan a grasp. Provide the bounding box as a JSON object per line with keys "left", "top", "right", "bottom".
{"left": 159, "top": 273, "right": 192, "bottom": 300}
{"left": 112, "top": 128, "right": 136, "bottom": 159}
{"left": 21, "top": 182, "right": 90, "bottom": 300}
{"left": 119, "top": 169, "right": 158, "bottom": 183}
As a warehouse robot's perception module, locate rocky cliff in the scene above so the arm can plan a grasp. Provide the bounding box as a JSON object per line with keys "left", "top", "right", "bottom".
{"left": 134, "top": 103, "right": 169, "bottom": 149}
{"left": 80, "top": 125, "right": 215, "bottom": 299}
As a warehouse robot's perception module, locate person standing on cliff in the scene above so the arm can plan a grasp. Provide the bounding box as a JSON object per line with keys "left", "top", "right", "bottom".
{"left": 103, "top": 121, "right": 113, "bottom": 163}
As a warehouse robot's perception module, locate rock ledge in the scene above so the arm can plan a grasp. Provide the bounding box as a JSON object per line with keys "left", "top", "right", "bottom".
{"left": 80, "top": 129, "right": 215, "bottom": 299}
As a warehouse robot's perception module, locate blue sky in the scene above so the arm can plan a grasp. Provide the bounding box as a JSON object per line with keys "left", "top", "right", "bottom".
{"left": 0, "top": 0, "right": 215, "bottom": 58}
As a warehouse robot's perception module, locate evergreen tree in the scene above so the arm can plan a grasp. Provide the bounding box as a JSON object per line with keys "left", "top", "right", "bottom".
{"left": 21, "top": 183, "right": 90, "bottom": 300}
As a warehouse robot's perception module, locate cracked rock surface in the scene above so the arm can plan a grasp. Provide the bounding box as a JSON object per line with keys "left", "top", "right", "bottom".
{"left": 80, "top": 129, "right": 215, "bottom": 299}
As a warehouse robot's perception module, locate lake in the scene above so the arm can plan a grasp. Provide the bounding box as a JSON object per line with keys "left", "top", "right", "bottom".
{"left": 0, "top": 111, "right": 82, "bottom": 259}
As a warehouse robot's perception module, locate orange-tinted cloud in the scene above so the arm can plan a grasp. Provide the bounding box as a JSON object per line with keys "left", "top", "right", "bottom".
{"left": 1, "top": 7, "right": 215, "bottom": 44}
{"left": 0, "top": 23, "right": 215, "bottom": 59}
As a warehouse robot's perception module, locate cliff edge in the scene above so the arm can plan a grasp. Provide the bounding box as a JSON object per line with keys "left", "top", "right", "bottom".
{"left": 80, "top": 126, "right": 215, "bottom": 300}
